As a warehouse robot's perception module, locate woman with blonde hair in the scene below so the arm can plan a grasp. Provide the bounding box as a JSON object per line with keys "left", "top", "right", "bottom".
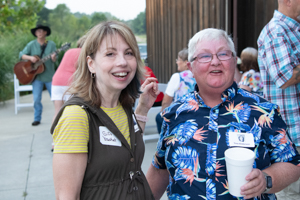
{"left": 51, "top": 21, "right": 158, "bottom": 199}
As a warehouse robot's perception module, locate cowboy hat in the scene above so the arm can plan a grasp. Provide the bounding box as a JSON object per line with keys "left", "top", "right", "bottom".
{"left": 31, "top": 24, "right": 51, "bottom": 37}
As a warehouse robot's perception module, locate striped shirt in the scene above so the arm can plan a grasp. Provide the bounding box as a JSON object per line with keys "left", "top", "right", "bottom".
{"left": 101, "top": 104, "right": 130, "bottom": 147}
{"left": 53, "top": 104, "right": 130, "bottom": 153}
{"left": 257, "top": 10, "right": 300, "bottom": 146}
{"left": 53, "top": 105, "right": 89, "bottom": 153}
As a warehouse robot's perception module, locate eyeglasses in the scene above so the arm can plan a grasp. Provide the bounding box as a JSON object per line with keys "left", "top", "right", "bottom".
{"left": 191, "top": 50, "right": 233, "bottom": 63}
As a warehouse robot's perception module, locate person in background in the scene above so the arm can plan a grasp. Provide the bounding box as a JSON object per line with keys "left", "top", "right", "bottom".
{"left": 51, "top": 35, "right": 86, "bottom": 121}
{"left": 50, "top": 35, "right": 86, "bottom": 152}
{"left": 51, "top": 21, "right": 157, "bottom": 199}
{"left": 257, "top": 0, "right": 300, "bottom": 198}
{"left": 143, "top": 58, "right": 164, "bottom": 107}
{"left": 234, "top": 57, "right": 242, "bottom": 83}
{"left": 19, "top": 24, "right": 57, "bottom": 126}
{"left": 155, "top": 48, "right": 196, "bottom": 133}
{"left": 238, "top": 47, "right": 263, "bottom": 97}
{"left": 146, "top": 28, "right": 300, "bottom": 200}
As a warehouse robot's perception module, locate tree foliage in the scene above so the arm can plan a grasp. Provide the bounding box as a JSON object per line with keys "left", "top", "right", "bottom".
{"left": 37, "top": 7, "right": 51, "bottom": 24}
{"left": 91, "top": 13, "right": 107, "bottom": 27}
{"left": 48, "top": 4, "right": 78, "bottom": 41}
{"left": 131, "top": 11, "right": 146, "bottom": 34}
{"left": 0, "top": 0, "right": 45, "bottom": 33}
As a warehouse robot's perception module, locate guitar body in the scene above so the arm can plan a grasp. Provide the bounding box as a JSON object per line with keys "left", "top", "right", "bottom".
{"left": 14, "top": 43, "right": 71, "bottom": 85}
{"left": 14, "top": 55, "right": 45, "bottom": 85}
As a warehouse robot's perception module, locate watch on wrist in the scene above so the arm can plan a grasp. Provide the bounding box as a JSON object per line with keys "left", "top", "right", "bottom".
{"left": 262, "top": 172, "right": 272, "bottom": 193}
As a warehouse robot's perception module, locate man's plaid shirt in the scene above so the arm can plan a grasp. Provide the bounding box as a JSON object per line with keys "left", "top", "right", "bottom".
{"left": 257, "top": 10, "right": 300, "bottom": 146}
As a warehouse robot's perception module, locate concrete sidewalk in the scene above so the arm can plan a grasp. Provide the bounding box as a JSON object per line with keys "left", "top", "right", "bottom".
{"left": 0, "top": 91, "right": 167, "bottom": 200}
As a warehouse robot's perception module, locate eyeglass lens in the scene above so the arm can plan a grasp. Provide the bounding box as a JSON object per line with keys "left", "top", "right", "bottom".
{"left": 194, "top": 50, "right": 232, "bottom": 63}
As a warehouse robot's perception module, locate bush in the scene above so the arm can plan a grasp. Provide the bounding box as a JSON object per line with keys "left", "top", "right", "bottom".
{"left": 0, "top": 31, "right": 33, "bottom": 101}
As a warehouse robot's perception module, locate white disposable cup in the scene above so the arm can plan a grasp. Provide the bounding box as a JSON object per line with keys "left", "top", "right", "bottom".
{"left": 224, "top": 147, "right": 255, "bottom": 197}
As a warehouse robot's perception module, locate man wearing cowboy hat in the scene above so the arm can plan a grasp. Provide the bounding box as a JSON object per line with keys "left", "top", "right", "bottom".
{"left": 19, "top": 24, "right": 57, "bottom": 126}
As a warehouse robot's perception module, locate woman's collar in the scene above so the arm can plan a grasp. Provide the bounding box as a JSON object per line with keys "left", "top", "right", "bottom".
{"left": 194, "top": 82, "right": 238, "bottom": 106}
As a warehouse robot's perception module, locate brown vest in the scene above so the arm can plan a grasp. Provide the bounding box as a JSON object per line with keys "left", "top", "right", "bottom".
{"left": 51, "top": 96, "right": 154, "bottom": 200}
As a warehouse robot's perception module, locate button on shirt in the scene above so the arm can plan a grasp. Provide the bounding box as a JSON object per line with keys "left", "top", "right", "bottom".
{"left": 257, "top": 10, "right": 300, "bottom": 146}
{"left": 152, "top": 83, "right": 300, "bottom": 200}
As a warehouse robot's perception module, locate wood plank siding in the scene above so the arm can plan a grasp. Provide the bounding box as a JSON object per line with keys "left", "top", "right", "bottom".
{"left": 145, "top": 0, "right": 278, "bottom": 83}
{"left": 237, "top": 0, "right": 277, "bottom": 55}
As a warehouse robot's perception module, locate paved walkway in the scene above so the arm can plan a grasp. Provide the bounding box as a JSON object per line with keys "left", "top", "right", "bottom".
{"left": 0, "top": 91, "right": 167, "bottom": 200}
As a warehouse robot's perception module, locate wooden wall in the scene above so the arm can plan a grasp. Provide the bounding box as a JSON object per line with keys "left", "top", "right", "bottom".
{"left": 146, "top": 0, "right": 232, "bottom": 83}
{"left": 236, "top": 0, "right": 277, "bottom": 56}
{"left": 146, "top": 0, "right": 278, "bottom": 83}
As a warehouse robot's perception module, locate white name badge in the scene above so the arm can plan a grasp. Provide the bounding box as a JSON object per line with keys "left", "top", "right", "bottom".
{"left": 132, "top": 114, "right": 140, "bottom": 132}
{"left": 99, "top": 126, "right": 122, "bottom": 147}
{"left": 228, "top": 131, "right": 255, "bottom": 147}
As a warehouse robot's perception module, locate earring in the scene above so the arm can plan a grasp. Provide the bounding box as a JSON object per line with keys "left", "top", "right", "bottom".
{"left": 91, "top": 73, "right": 95, "bottom": 78}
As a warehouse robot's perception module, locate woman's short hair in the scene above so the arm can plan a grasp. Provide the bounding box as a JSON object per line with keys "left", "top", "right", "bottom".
{"left": 68, "top": 20, "right": 144, "bottom": 108}
{"left": 188, "top": 28, "right": 236, "bottom": 62}
{"left": 178, "top": 48, "right": 188, "bottom": 61}
{"left": 240, "top": 47, "right": 259, "bottom": 73}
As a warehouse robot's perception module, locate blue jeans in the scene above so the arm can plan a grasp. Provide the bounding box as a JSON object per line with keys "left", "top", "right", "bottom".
{"left": 32, "top": 79, "right": 52, "bottom": 122}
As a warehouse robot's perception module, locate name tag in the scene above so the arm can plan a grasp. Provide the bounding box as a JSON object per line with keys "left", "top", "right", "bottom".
{"left": 99, "top": 126, "right": 121, "bottom": 147}
{"left": 133, "top": 114, "right": 140, "bottom": 132}
{"left": 229, "top": 131, "right": 255, "bottom": 147}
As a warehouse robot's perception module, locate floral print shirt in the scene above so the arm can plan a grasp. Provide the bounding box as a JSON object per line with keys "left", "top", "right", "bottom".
{"left": 239, "top": 69, "right": 263, "bottom": 97}
{"left": 152, "top": 82, "right": 300, "bottom": 200}
{"left": 174, "top": 70, "right": 196, "bottom": 102}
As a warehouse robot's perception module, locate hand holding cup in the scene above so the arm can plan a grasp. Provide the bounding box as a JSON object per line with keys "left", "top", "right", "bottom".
{"left": 225, "top": 147, "right": 255, "bottom": 197}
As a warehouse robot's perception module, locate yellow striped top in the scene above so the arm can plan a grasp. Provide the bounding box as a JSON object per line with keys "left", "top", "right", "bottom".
{"left": 101, "top": 104, "right": 130, "bottom": 147}
{"left": 53, "top": 104, "right": 130, "bottom": 153}
{"left": 53, "top": 105, "right": 89, "bottom": 153}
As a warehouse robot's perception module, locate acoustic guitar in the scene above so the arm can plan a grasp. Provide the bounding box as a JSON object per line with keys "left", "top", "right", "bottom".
{"left": 14, "top": 43, "right": 71, "bottom": 85}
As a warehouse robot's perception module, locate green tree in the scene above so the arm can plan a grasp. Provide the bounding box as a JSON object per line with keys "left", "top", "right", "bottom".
{"left": 48, "top": 4, "right": 75, "bottom": 40}
{"left": 76, "top": 15, "right": 92, "bottom": 37}
{"left": 37, "top": 6, "right": 51, "bottom": 24}
{"left": 91, "top": 13, "right": 107, "bottom": 26}
{"left": 48, "top": 4, "right": 71, "bottom": 32}
{"left": 0, "top": 0, "right": 45, "bottom": 34}
{"left": 48, "top": 4, "right": 93, "bottom": 42}
{"left": 130, "top": 11, "right": 146, "bottom": 34}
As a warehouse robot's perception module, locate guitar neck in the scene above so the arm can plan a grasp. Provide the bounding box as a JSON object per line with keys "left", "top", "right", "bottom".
{"left": 32, "top": 43, "right": 70, "bottom": 70}
{"left": 33, "top": 51, "right": 58, "bottom": 69}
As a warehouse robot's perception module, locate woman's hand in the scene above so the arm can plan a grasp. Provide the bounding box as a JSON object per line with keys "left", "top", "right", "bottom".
{"left": 240, "top": 169, "right": 266, "bottom": 199}
{"left": 136, "top": 77, "right": 160, "bottom": 115}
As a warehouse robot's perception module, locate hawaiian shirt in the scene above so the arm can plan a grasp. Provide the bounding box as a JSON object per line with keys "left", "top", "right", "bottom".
{"left": 238, "top": 69, "right": 263, "bottom": 97}
{"left": 152, "top": 82, "right": 300, "bottom": 200}
{"left": 174, "top": 70, "right": 196, "bottom": 102}
{"left": 257, "top": 10, "right": 300, "bottom": 146}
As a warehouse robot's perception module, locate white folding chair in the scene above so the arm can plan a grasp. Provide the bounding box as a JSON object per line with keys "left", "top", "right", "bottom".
{"left": 134, "top": 83, "right": 168, "bottom": 142}
{"left": 14, "top": 74, "right": 33, "bottom": 114}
